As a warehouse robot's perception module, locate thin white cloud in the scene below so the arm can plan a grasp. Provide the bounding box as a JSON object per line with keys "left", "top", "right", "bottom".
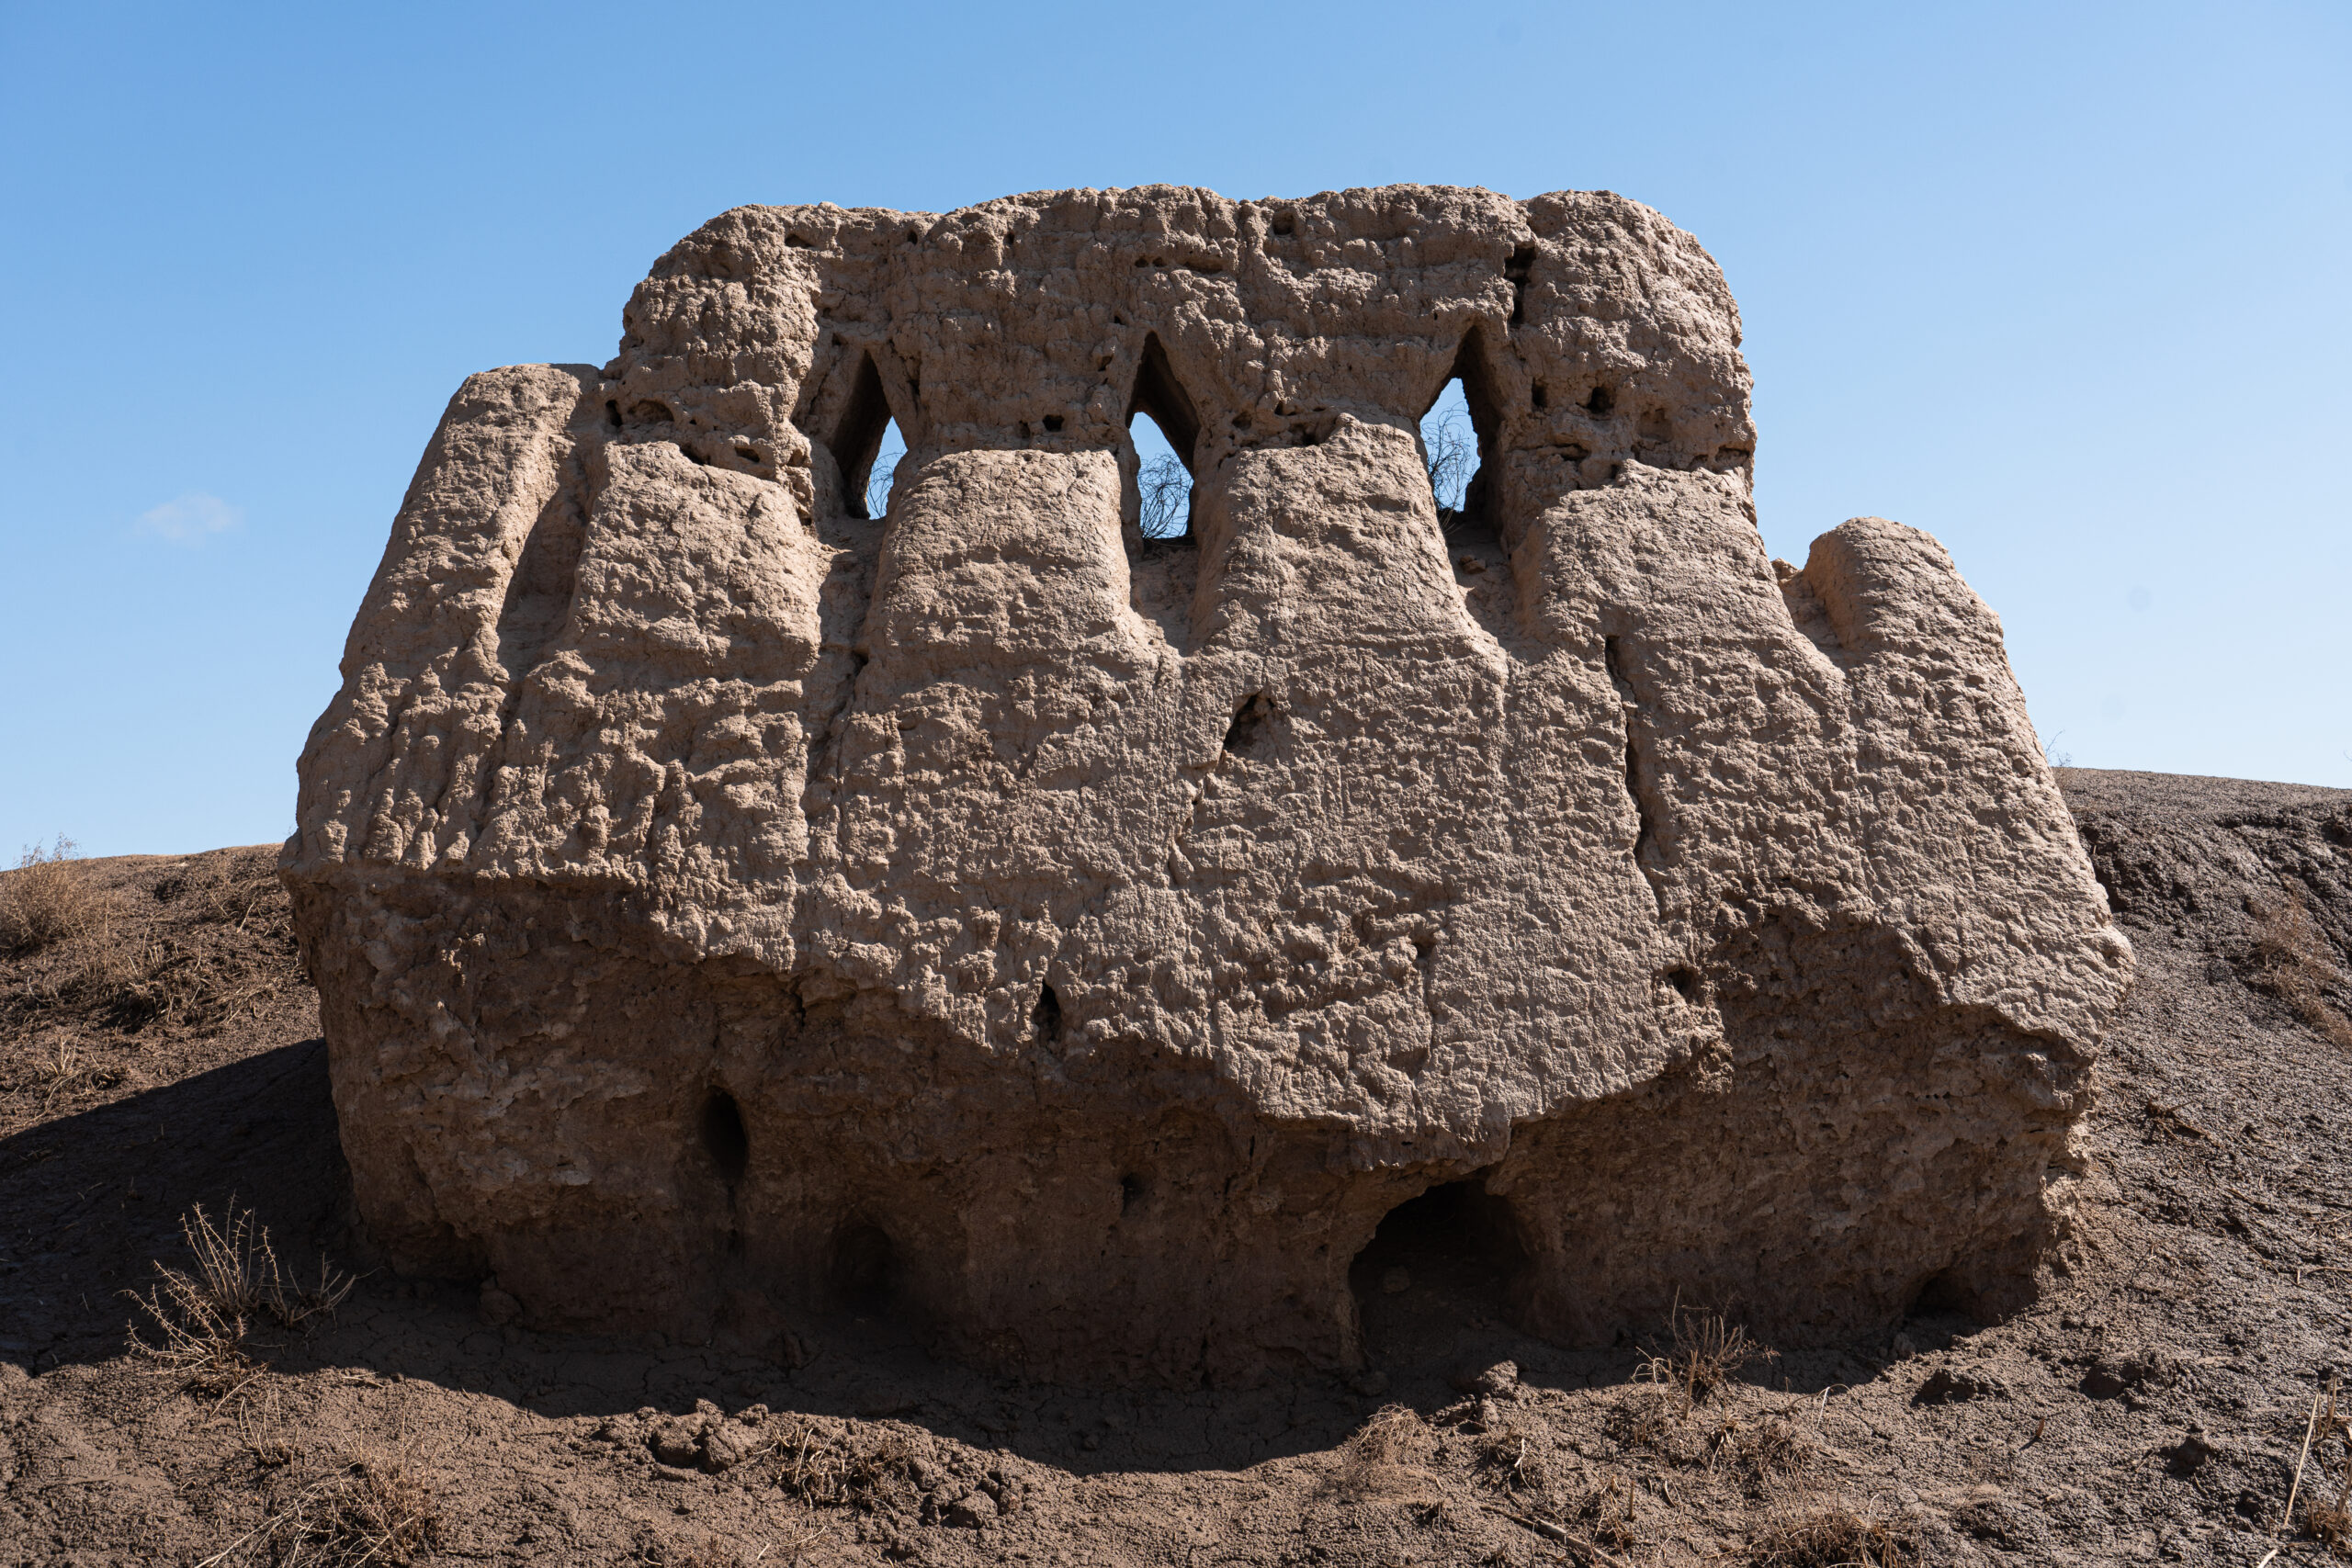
{"left": 137, "top": 491, "right": 243, "bottom": 545}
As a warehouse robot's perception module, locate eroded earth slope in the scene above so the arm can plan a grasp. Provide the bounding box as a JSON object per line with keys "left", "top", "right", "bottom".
{"left": 2, "top": 766, "right": 2346, "bottom": 1565}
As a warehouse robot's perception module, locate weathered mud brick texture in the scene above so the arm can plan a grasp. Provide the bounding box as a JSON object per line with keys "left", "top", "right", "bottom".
{"left": 285, "top": 185, "right": 2133, "bottom": 1383}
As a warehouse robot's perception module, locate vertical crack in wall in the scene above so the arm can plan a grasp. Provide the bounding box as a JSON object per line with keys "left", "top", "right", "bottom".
{"left": 1605, "top": 635, "right": 1666, "bottom": 915}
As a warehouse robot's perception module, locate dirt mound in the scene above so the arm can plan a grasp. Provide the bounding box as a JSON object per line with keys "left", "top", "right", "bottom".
{"left": 2, "top": 768, "right": 2345, "bottom": 1562}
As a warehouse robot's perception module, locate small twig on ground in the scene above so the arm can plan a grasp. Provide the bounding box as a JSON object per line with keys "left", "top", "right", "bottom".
{"left": 2284, "top": 1383, "right": 2326, "bottom": 1538}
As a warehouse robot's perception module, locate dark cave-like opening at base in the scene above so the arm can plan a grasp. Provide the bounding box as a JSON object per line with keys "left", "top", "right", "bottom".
{"left": 1349, "top": 1178, "right": 1531, "bottom": 1359}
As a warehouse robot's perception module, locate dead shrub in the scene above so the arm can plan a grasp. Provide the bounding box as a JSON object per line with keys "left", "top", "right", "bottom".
{"left": 127, "top": 1202, "right": 355, "bottom": 1393}
{"left": 0, "top": 836, "right": 103, "bottom": 953}
{"left": 658, "top": 1534, "right": 826, "bottom": 1568}
{"left": 197, "top": 1454, "right": 443, "bottom": 1567}
{"left": 2253, "top": 886, "right": 2352, "bottom": 1048}
{"left": 1743, "top": 1506, "right": 1917, "bottom": 1567}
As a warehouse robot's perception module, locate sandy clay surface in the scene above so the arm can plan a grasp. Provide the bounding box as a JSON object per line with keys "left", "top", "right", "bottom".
{"left": 3, "top": 766, "right": 2349, "bottom": 1565}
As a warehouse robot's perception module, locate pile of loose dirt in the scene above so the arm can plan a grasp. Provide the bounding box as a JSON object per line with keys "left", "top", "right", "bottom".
{"left": 3, "top": 768, "right": 2348, "bottom": 1566}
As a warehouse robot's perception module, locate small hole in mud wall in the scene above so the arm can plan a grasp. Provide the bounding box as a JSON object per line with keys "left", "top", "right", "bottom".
{"left": 1223, "top": 693, "right": 1272, "bottom": 759}
{"left": 831, "top": 1224, "right": 898, "bottom": 1313}
{"left": 1351, "top": 1179, "right": 1529, "bottom": 1354}
{"left": 1032, "top": 983, "right": 1062, "bottom": 1042}
{"left": 1905, "top": 1269, "right": 1975, "bottom": 1322}
{"left": 1119, "top": 1174, "right": 1148, "bottom": 1214}
{"left": 699, "top": 1089, "right": 750, "bottom": 1186}
{"left": 1585, "top": 385, "right": 1614, "bottom": 416}
{"left": 1505, "top": 243, "right": 1536, "bottom": 325}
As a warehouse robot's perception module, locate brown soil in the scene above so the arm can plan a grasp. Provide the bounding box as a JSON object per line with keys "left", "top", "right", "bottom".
{"left": 4, "top": 768, "right": 2349, "bottom": 1566}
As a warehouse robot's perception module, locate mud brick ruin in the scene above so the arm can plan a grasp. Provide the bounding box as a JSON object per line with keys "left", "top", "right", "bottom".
{"left": 284, "top": 185, "right": 2133, "bottom": 1383}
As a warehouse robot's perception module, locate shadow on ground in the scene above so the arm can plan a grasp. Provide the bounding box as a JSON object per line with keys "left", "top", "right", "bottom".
{"left": 2, "top": 1036, "right": 1894, "bottom": 1477}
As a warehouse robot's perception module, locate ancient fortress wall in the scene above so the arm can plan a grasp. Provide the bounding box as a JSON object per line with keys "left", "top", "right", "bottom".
{"left": 284, "top": 185, "right": 2133, "bottom": 1382}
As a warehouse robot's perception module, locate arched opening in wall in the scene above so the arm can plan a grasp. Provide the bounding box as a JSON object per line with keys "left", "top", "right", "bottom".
{"left": 1350, "top": 1177, "right": 1530, "bottom": 1362}
{"left": 865, "top": 418, "right": 906, "bottom": 520}
{"left": 830, "top": 353, "right": 899, "bottom": 520}
{"left": 698, "top": 1088, "right": 750, "bottom": 1188}
{"left": 1130, "top": 411, "right": 1192, "bottom": 541}
{"left": 1126, "top": 333, "right": 1200, "bottom": 542}
{"left": 1420, "top": 334, "right": 1506, "bottom": 547}
{"left": 830, "top": 1222, "right": 899, "bottom": 1315}
{"left": 1422, "top": 379, "right": 1479, "bottom": 528}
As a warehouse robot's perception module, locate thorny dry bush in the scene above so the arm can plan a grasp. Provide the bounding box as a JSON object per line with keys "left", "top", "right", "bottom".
{"left": 1425, "top": 407, "right": 1476, "bottom": 525}
{"left": 127, "top": 1202, "right": 355, "bottom": 1394}
{"left": 2253, "top": 885, "right": 2352, "bottom": 1049}
{"left": 0, "top": 835, "right": 106, "bottom": 953}
{"left": 1647, "top": 1301, "right": 1776, "bottom": 1408}
{"left": 196, "top": 1453, "right": 445, "bottom": 1568}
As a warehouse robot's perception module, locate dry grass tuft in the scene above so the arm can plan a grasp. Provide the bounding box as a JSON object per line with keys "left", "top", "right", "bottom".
{"left": 1469, "top": 1422, "right": 1551, "bottom": 1500}
{"left": 1611, "top": 1301, "right": 1779, "bottom": 1460}
{"left": 114, "top": 848, "right": 299, "bottom": 1033}
{"left": 2253, "top": 885, "right": 2352, "bottom": 1049}
{"left": 1565, "top": 1474, "right": 1643, "bottom": 1554}
{"left": 1713, "top": 1413, "right": 1815, "bottom": 1499}
{"left": 127, "top": 1202, "right": 355, "bottom": 1393}
{"left": 198, "top": 1454, "right": 443, "bottom": 1567}
{"left": 1645, "top": 1300, "right": 1773, "bottom": 1408}
{"left": 2, "top": 845, "right": 299, "bottom": 1043}
{"left": 1743, "top": 1506, "right": 1916, "bottom": 1567}
{"left": 763, "top": 1420, "right": 922, "bottom": 1513}
{"left": 2298, "top": 1376, "right": 2352, "bottom": 1555}
{"left": 0, "top": 836, "right": 106, "bottom": 953}
{"left": 2312, "top": 1497, "right": 2352, "bottom": 1557}
{"left": 655, "top": 1519, "right": 829, "bottom": 1567}
{"left": 1336, "top": 1404, "right": 1432, "bottom": 1498}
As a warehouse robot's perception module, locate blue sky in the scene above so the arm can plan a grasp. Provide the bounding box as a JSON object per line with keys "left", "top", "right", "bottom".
{"left": 2, "top": 1, "right": 2346, "bottom": 855}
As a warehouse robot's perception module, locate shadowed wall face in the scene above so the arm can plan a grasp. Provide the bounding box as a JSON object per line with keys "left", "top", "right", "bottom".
{"left": 282, "top": 185, "right": 2132, "bottom": 1383}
